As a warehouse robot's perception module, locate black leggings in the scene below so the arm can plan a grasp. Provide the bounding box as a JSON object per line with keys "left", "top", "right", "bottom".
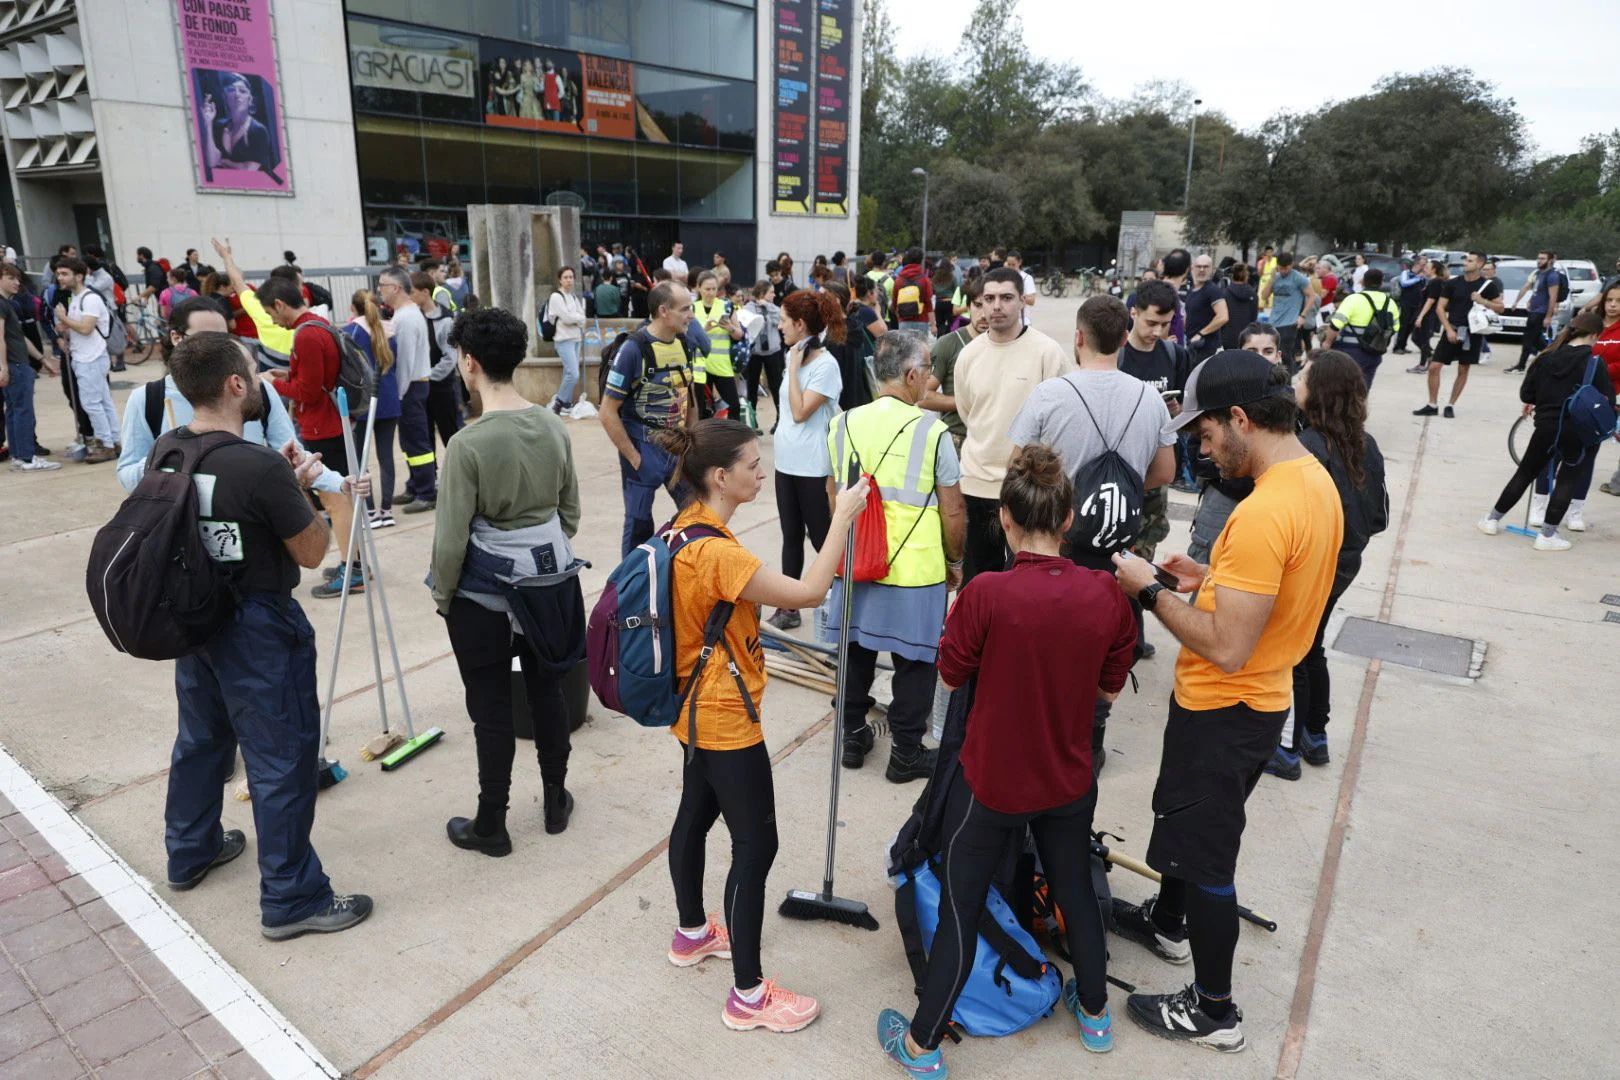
{"left": 962, "top": 494, "right": 1008, "bottom": 587}
{"left": 775, "top": 471, "right": 832, "bottom": 580}
{"left": 445, "top": 598, "right": 571, "bottom": 828}
{"left": 1493, "top": 422, "right": 1587, "bottom": 528}
{"left": 669, "top": 740, "right": 778, "bottom": 990}
{"left": 910, "top": 774, "right": 1105, "bottom": 1049}
{"left": 365, "top": 418, "right": 398, "bottom": 513}
{"left": 1289, "top": 576, "right": 1352, "bottom": 746}
{"left": 746, "top": 350, "right": 785, "bottom": 410}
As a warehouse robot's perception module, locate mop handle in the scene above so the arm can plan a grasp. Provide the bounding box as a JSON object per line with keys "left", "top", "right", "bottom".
{"left": 822, "top": 459, "right": 861, "bottom": 896}
{"left": 317, "top": 393, "right": 367, "bottom": 750}
{"left": 339, "top": 397, "right": 390, "bottom": 734}
{"left": 360, "top": 482, "right": 417, "bottom": 739}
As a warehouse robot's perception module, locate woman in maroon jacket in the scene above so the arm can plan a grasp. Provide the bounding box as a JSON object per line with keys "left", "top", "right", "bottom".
{"left": 878, "top": 445, "right": 1138, "bottom": 1074}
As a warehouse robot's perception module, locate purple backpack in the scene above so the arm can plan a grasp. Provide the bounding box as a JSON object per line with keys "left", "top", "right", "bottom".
{"left": 587, "top": 522, "right": 759, "bottom": 749}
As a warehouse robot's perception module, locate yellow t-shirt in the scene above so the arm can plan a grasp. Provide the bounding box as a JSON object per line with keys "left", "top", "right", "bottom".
{"left": 1174, "top": 455, "right": 1343, "bottom": 712}
{"left": 669, "top": 502, "right": 767, "bottom": 750}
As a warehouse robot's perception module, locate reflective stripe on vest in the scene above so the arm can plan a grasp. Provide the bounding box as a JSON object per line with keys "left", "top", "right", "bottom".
{"left": 693, "top": 298, "right": 734, "bottom": 376}
{"left": 831, "top": 398, "right": 945, "bottom": 587}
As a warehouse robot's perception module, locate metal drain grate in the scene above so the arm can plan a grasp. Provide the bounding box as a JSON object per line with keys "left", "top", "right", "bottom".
{"left": 1605, "top": 612, "right": 1620, "bottom": 625}
{"left": 1332, "top": 617, "right": 1485, "bottom": 678}
{"left": 1602, "top": 594, "right": 1620, "bottom": 608}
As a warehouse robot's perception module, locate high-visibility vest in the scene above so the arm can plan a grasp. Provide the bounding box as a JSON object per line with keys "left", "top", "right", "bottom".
{"left": 693, "top": 297, "right": 735, "bottom": 377}
{"left": 828, "top": 396, "right": 947, "bottom": 588}
{"left": 432, "top": 284, "right": 459, "bottom": 314}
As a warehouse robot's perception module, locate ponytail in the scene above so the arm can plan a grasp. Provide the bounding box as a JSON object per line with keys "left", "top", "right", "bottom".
{"left": 1539, "top": 309, "right": 1604, "bottom": 364}
{"left": 782, "top": 288, "right": 846, "bottom": 345}
{"left": 352, "top": 289, "right": 394, "bottom": 374}
{"left": 650, "top": 419, "right": 757, "bottom": 506}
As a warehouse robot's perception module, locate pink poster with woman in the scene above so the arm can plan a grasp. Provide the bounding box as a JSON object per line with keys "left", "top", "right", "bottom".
{"left": 176, "top": 0, "right": 292, "bottom": 194}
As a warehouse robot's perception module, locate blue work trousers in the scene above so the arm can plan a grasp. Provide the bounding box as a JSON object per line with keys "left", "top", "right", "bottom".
{"left": 618, "top": 433, "right": 686, "bottom": 556}
{"left": 400, "top": 380, "right": 437, "bottom": 501}
{"left": 168, "top": 594, "right": 332, "bottom": 926}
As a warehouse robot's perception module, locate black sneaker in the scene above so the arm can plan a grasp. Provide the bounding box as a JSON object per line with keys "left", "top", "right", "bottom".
{"left": 1264, "top": 746, "right": 1301, "bottom": 781}
{"left": 842, "top": 723, "right": 875, "bottom": 769}
{"left": 168, "top": 830, "right": 247, "bottom": 891}
{"left": 544, "top": 784, "right": 574, "bottom": 835}
{"left": 261, "top": 893, "right": 374, "bottom": 940}
{"left": 1413, "top": 404, "right": 1438, "bottom": 416}
{"left": 1443, "top": 405, "right": 1455, "bottom": 418}
{"left": 1139, "top": 641, "right": 1157, "bottom": 660}
{"left": 885, "top": 746, "right": 937, "bottom": 784}
{"left": 766, "top": 608, "right": 802, "bottom": 631}
{"left": 1110, "top": 895, "right": 1191, "bottom": 964}
{"left": 395, "top": 491, "right": 417, "bottom": 506}
{"left": 446, "top": 816, "right": 512, "bottom": 857}
{"left": 34, "top": 445, "right": 51, "bottom": 457}
{"left": 403, "top": 499, "right": 436, "bottom": 514}
{"left": 1300, "top": 729, "right": 1330, "bottom": 767}
{"left": 1126, "top": 984, "right": 1244, "bottom": 1052}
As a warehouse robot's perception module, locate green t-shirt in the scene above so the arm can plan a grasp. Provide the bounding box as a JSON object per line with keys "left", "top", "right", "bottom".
{"left": 430, "top": 405, "right": 581, "bottom": 613}
{"left": 929, "top": 327, "right": 975, "bottom": 440}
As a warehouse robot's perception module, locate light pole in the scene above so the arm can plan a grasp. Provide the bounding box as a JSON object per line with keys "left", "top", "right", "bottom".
{"left": 1183, "top": 97, "right": 1203, "bottom": 209}
{"left": 911, "top": 166, "right": 929, "bottom": 254}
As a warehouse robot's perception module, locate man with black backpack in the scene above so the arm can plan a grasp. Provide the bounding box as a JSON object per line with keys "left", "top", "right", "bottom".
{"left": 259, "top": 275, "right": 364, "bottom": 599}
{"left": 152, "top": 331, "right": 374, "bottom": 940}
{"left": 1010, "top": 294, "right": 1175, "bottom": 772}
{"left": 1321, "top": 267, "right": 1399, "bottom": 387}
{"left": 600, "top": 280, "right": 701, "bottom": 556}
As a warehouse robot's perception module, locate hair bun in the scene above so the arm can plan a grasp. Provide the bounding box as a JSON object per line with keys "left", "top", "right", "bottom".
{"left": 1011, "top": 444, "right": 1064, "bottom": 486}
{"left": 650, "top": 423, "right": 695, "bottom": 458}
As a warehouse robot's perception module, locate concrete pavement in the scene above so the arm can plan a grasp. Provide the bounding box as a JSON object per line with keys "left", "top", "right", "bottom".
{"left": 1, "top": 301, "right": 1615, "bottom": 1079}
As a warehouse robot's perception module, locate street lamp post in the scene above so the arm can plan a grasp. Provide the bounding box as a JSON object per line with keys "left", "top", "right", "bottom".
{"left": 911, "top": 166, "right": 929, "bottom": 254}
{"left": 1183, "top": 97, "right": 1203, "bottom": 209}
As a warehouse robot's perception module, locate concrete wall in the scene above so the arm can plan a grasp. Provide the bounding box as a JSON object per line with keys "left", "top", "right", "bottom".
{"left": 80, "top": 0, "right": 363, "bottom": 268}
{"left": 752, "top": 0, "right": 860, "bottom": 280}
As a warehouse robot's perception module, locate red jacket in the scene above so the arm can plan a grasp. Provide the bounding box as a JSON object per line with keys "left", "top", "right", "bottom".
{"left": 892, "top": 263, "right": 934, "bottom": 324}
{"left": 270, "top": 312, "right": 341, "bottom": 442}
{"left": 1595, "top": 319, "right": 1620, "bottom": 390}
{"left": 227, "top": 288, "right": 258, "bottom": 340}
{"left": 936, "top": 553, "right": 1137, "bottom": 814}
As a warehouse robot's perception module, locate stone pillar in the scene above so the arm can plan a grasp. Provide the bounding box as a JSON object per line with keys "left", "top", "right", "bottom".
{"left": 467, "top": 204, "right": 581, "bottom": 358}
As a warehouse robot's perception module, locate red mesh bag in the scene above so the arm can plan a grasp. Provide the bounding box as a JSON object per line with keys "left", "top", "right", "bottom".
{"left": 842, "top": 474, "right": 890, "bottom": 582}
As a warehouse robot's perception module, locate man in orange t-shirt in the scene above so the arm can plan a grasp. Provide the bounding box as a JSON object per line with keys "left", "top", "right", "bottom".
{"left": 1110, "top": 350, "right": 1341, "bottom": 1054}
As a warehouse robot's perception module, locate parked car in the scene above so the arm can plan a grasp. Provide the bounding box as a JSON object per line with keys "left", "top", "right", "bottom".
{"left": 1558, "top": 259, "right": 1601, "bottom": 318}
{"left": 1490, "top": 259, "right": 1540, "bottom": 340}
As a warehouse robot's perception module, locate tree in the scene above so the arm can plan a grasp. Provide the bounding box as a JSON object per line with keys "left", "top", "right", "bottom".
{"left": 1008, "top": 130, "right": 1102, "bottom": 253}
{"left": 1185, "top": 112, "right": 1310, "bottom": 253}
{"left": 925, "top": 158, "right": 1023, "bottom": 253}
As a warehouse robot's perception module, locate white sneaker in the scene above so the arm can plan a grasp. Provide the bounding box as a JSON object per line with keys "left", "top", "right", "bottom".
{"left": 1533, "top": 532, "right": 1572, "bottom": 551}
{"left": 1529, "top": 493, "right": 1549, "bottom": 529}
{"left": 9, "top": 458, "right": 62, "bottom": 472}
{"left": 1476, "top": 517, "right": 1500, "bottom": 536}
{"left": 1566, "top": 500, "right": 1586, "bottom": 532}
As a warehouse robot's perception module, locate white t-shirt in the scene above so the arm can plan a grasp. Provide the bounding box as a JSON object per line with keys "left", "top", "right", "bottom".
{"left": 66, "top": 288, "right": 110, "bottom": 363}
{"left": 663, "top": 255, "right": 689, "bottom": 278}
{"left": 1351, "top": 265, "right": 1369, "bottom": 292}
{"left": 774, "top": 345, "right": 843, "bottom": 478}
{"left": 1019, "top": 269, "right": 1037, "bottom": 325}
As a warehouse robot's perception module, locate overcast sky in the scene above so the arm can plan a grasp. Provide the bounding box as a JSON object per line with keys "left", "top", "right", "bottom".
{"left": 882, "top": 0, "right": 1619, "bottom": 158}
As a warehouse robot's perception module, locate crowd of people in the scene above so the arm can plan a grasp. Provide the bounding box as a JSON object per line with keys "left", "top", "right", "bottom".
{"left": 25, "top": 224, "right": 1620, "bottom": 1076}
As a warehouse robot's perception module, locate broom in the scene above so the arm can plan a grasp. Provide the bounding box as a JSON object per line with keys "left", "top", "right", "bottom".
{"left": 780, "top": 460, "right": 879, "bottom": 931}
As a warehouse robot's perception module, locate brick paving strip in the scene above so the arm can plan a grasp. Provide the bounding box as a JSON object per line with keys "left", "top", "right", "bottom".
{"left": 0, "top": 746, "right": 338, "bottom": 1080}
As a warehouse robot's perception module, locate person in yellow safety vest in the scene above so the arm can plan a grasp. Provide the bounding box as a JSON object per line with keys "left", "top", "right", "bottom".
{"left": 210, "top": 237, "right": 293, "bottom": 365}
{"left": 693, "top": 270, "right": 742, "bottom": 419}
{"left": 422, "top": 257, "right": 459, "bottom": 313}
{"left": 824, "top": 330, "right": 966, "bottom": 783}
{"left": 1257, "top": 247, "right": 1278, "bottom": 312}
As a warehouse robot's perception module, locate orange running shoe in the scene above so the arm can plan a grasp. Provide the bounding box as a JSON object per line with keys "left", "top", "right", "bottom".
{"left": 721, "top": 978, "right": 821, "bottom": 1033}
{"left": 667, "top": 916, "right": 731, "bottom": 968}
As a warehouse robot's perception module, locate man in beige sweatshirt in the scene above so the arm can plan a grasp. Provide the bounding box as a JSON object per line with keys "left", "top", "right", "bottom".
{"left": 953, "top": 266, "right": 1073, "bottom": 584}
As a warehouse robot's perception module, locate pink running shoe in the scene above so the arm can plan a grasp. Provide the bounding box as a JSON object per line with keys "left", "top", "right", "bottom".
{"left": 722, "top": 979, "right": 822, "bottom": 1033}
{"left": 668, "top": 916, "right": 732, "bottom": 968}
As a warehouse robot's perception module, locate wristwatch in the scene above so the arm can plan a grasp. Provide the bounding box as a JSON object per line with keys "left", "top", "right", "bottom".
{"left": 1138, "top": 582, "right": 1168, "bottom": 610}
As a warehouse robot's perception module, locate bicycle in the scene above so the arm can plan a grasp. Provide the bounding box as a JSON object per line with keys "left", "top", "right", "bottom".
{"left": 1040, "top": 267, "right": 1068, "bottom": 298}
{"left": 1076, "top": 266, "right": 1110, "bottom": 297}
{"left": 122, "top": 302, "right": 165, "bottom": 365}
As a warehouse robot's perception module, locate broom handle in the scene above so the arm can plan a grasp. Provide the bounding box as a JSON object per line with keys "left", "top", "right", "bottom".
{"left": 822, "top": 462, "right": 861, "bottom": 898}
{"left": 360, "top": 480, "right": 416, "bottom": 739}
{"left": 1103, "top": 848, "right": 1278, "bottom": 931}
{"left": 340, "top": 399, "right": 390, "bottom": 735}
{"left": 318, "top": 394, "right": 367, "bottom": 752}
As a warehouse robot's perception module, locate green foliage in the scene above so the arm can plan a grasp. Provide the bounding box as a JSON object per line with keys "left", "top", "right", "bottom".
{"left": 926, "top": 158, "right": 1023, "bottom": 253}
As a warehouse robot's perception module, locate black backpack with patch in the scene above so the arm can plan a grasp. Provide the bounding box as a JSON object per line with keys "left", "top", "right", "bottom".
{"left": 1356, "top": 292, "right": 1397, "bottom": 355}
{"left": 86, "top": 430, "right": 240, "bottom": 660}
{"left": 1063, "top": 380, "right": 1148, "bottom": 561}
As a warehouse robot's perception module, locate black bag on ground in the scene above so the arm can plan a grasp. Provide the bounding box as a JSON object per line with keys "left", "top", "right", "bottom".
{"left": 86, "top": 430, "right": 240, "bottom": 660}
{"left": 1063, "top": 381, "right": 1148, "bottom": 559}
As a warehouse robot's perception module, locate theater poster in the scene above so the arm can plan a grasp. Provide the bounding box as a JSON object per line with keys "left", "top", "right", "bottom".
{"left": 813, "top": 0, "right": 851, "bottom": 216}
{"left": 176, "top": 0, "right": 293, "bottom": 194}
{"left": 772, "top": 0, "right": 813, "bottom": 215}
{"left": 481, "top": 43, "right": 635, "bottom": 142}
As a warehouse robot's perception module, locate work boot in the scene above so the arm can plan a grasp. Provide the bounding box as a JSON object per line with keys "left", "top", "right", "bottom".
{"left": 261, "top": 893, "right": 374, "bottom": 940}
{"left": 885, "top": 746, "right": 937, "bottom": 784}
{"left": 544, "top": 783, "right": 574, "bottom": 834}
{"left": 168, "top": 830, "right": 247, "bottom": 891}
{"left": 841, "top": 723, "right": 875, "bottom": 769}
{"left": 446, "top": 816, "right": 512, "bottom": 857}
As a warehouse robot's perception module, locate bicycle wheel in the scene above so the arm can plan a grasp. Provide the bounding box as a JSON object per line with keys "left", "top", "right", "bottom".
{"left": 1508, "top": 413, "right": 1530, "bottom": 466}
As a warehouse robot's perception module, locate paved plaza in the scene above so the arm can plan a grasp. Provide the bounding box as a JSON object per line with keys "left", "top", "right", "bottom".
{"left": 1, "top": 296, "right": 1614, "bottom": 1078}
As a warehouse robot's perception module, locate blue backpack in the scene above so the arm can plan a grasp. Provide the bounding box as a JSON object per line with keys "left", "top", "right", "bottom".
{"left": 1560, "top": 355, "right": 1618, "bottom": 460}
{"left": 586, "top": 522, "right": 759, "bottom": 749}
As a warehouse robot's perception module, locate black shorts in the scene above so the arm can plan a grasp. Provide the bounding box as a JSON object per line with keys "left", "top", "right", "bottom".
{"left": 303, "top": 435, "right": 350, "bottom": 478}
{"left": 1432, "top": 329, "right": 1483, "bottom": 366}
{"left": 1145, "top": 695, "right": 1287, "bottom": 886}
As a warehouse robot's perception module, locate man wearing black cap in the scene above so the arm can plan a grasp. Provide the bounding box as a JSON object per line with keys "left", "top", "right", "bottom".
{"left": 1109, "top": 350, "right": 1343, "bottom": 1053}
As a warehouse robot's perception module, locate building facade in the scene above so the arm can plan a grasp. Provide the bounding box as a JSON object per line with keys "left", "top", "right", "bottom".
{"left": 0, "top": 0, "right": 857, "bottom": 278}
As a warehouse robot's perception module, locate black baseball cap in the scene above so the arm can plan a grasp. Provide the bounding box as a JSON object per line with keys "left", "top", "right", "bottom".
{"left": 1166, "top": 349, "right": 1292, "bottom": 434}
